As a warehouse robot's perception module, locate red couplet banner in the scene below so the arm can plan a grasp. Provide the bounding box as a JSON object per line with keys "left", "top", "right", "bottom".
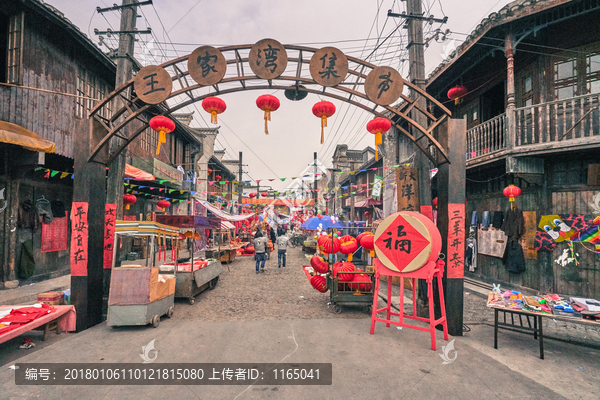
{"left": 41, "top": 211, "right": 69, "bottom": 253}
{"left": 103, "top": 204, "right": 117, "bottom": 269}
{"left": 420, "top": 205, "right": 433, "bottom": 222}
{"left": 447, "top": 203, "right": 466, "bottom": 279}
{"left": 70, "top": 202, "right": 89, "bottom": 277}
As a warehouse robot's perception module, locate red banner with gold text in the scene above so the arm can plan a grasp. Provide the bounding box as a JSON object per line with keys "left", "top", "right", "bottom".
{"left": 70, "top": 202, "right": 88, "bottom": 276}
{"left": 447, "top": 203, "right": 465, "bottom": 279}
{"left": 103, "top": 204, "right": 116, "bottom": 269}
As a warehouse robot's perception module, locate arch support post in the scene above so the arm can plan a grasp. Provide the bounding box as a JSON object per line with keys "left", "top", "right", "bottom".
{"left": 71, "top": 119, "right": 108, "bottom": 331}
{"left": 436, "top": 118, "right": 467, "bottom": 336}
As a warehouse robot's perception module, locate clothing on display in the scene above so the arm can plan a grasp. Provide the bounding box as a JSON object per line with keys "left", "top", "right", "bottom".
{"left": 465, "top": 237, "right": 477, "bottom": 272}
{"left": 492, "top": 211, "right": 504, "bottom": 229}
{"left": 481, "top": 211, "right": 491, "bottom": 228}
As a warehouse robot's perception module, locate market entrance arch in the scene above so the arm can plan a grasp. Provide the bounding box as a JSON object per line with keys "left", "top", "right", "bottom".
{"left": 72, "top": 39, "right": 466, "bottom": 335}
{"left": 87, "top": 41, "right": 452, "bottom": 166}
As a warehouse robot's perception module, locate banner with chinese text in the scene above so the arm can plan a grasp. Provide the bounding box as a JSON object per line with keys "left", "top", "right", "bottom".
{"left": 70, "top": 202, "right": 88, "bottom": 276}
{"left": 396, "top": 167, "right": 418, "bottom": 212}
{"left": 447, "top": 203, "right": 465, "bottom": 279}
{"left": 103, "top": 204, "right": 116, "bottom": 269}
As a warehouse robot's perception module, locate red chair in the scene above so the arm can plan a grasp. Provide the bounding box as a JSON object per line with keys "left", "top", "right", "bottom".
{"left": 370, "top": 257, "right": 449, "bottom": 351}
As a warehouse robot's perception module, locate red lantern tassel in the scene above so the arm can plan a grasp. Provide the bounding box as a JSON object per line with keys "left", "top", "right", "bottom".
{"left": 156, "top": 129, "right": 166, "bottom": 155}
{"left": 320, "top": 115, "right": 327, "bottom": 144}
{"left": 211, "top": 111, "right": 218, "bottom": 124}
{"left": 264, "top": 110, "right": 271, "bottom": 134}
{"left": 375, "top": 132, "right": 382, "bottom": 161}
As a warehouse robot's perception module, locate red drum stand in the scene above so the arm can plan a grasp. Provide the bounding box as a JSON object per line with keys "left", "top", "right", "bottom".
{"left": 370, "top": 258, "right": 449, "bottom": 350}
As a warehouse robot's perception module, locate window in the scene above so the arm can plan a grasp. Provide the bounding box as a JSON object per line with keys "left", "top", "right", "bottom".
{"left": 184, "top": 143, "right": 191, "bottom": 165}
{"left": 586, "top": 52, "right": 600, "bottom": 94}
{"left": 7, "top": 13, "right": 24, "bottom": 84}
{"left": 140, "top": 127, "right": 151, "bottom": 152}
{"left": 76, "top": 75, "right": 85, "bottom": 118}
{"left": 554, "top": 58, "right": 577, "bottom": 100}
{"left": 86, "top": 75, "right": 96, "bottom": 114}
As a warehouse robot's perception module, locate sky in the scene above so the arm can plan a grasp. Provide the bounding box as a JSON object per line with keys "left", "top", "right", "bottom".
{"left": 45, "top": 0, "right": 514, "bottom": 191}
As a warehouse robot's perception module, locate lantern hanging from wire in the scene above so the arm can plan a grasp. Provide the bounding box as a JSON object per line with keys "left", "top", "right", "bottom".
{"left": 503, "top": 184, "right": 521, "bottom": 209}
{"left": 447, "top": 85, "right": 468, "bottom": 105}
{"left": 202, "top": 97, "right": 226, "bottom": 124}
{"left": 249, "top": 192, "right": 257, "bottom": 198}
{"left": 123, "top": 194, "right": 136, "bottom": 210}
{"left": 256, "top": 94, "right": 280, "bottom": 134}
{"left": 312, "top": 101, "right": 336, "bottom": 144}
{"left": 157, "top": 200, "right": 170, "bottom": 211}
{"left": 149, "top": 116, "right": 175, "bottom": 155}
{"left": 366, "top": 118, "right": 391, "bottom": 161}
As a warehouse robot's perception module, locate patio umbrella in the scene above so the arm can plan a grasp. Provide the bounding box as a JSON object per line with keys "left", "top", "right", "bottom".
{"left": 300, "top": 215, "right": 345, "bottom": 230}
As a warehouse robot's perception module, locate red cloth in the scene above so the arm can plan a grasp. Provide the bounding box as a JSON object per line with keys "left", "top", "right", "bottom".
{"left": 0, "top": 305, "right": 76, "bottom": 344}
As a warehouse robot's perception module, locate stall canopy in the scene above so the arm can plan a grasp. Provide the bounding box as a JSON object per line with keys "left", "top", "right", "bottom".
{"left": 354, "top": 198, "right": 382, "bottom": 208}
{"left": 197, "top": 200, "right": 253, "bottom": 222}
{"left": 220, "top": 220, "right": 235, "bottom": 229}
{"left": 115, "top": 221, "right": 179, "bottom": 236}
{"left": 125, "top": 163, "right": 155, "bottom": 180}
{"left": 0, "top": 121, "right": 55, "bottom": 153}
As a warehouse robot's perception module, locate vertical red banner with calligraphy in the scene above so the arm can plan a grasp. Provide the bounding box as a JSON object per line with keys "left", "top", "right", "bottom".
{"left": 41, "top": 211, "right": 69, "bottom": 252}
{"left": 103, "top": 204, "right": 117, "bottom": 269}
{"left": 70, "top": 202, "right": 88, "bottom": 276}
{"left": 420, "top": 206, "right": 433, "bottom": 222}
{"left": 447, "top": 203, "right": 465, "bottom": 279}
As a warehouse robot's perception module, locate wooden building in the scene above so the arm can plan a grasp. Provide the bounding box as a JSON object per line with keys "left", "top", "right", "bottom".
{"left": 426, "top": 0, "right": 600, "bottom": 297}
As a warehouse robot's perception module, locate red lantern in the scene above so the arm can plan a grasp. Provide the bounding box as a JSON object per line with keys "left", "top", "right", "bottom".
{"left": 261, "top": 192, "right": 268, "bottom": 197}
{"left": 123, "top": 194, "right": 136, "bottom": 210}
{"left": 249, "top": 193, "right": 257, "bottom": 198}
{"left": 245, "top": 246, "right": 255, "bottom": 254}
{"left": 149, "top": 116, "right": 175, "bottom": 155}
{"left": 256, "top": 94, "right": 280, "bottom": 134}
{"left": 503, "top": 184, "right": 521, "bottom": 209}
{"left": 366, "top": 118, "right": 391, "bottom": 161}
{"left": 215, "top": 175, "right": 221, "bottom": 180}
{"left": 318, "top": 235, "right": 341, "bottom": 255}
{"left": 360, "top": 233, "right": 376, "bottom": 258}
{"left": 357, "top": 231, "right": 374, "bottom": 247}
{"left": 333, "top": 262, "right": 355, "bottom": 282}
{"left": 312, "top": 101, "right": 336, "bottom": 144}
{"left": 310, "top": 275, "right": 328, "bottom": 293}
{"left": 157, "top": 200, "right": 170, "bottom": 211}
{"left": 432, "top": 197, "right": 438, "bottom": 207}
{"left": 447, "top": 85, "right": 468, "bottom": 105}
{"left": 202, "top": 97, "right": 226, "bottom": 124}
{"left": 310, "top": 256, "right": 329, "bottom": 274}
{"left": 339, "top": 235, "right": 358, "bottom": 261}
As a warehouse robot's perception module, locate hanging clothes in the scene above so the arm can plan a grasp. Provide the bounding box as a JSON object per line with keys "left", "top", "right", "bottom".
{"left": 470, "top": 211, "right": 478, "bottom": 228}
{"left": 51, "top": 200, "right": 66, "bottom": 218}
{"left": 18, "top": 239, "right": 36, "bottom": 279}
{"left": 501, "top": 207, "right": 526, "bottom": 273}
{"left": 492, "top": 211, "right": 504, "bottom": 229}
{"left": 465, "top": 237, "right": 477, "bottom": 272}
{"left": 481, "top": 211, "right": 491, "bottom": 228}
{"left": 35, "top": 197, "right": 53, "bottom": 224}
{"left": 18, "top": 198, "right": 37, "bottom": 229}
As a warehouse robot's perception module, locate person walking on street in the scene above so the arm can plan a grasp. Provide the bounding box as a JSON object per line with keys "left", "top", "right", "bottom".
{"left": 253, "top": 231, "right": 268, "bottom": 274}
{"left": 276, "top": 234, "right": 289, "bottom": 268}
{"left": 269, "top": 225, "right": 277, "bottom": 244}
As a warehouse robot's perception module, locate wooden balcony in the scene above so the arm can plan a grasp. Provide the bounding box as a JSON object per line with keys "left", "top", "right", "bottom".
{"left": 466, "top": 93, "right": 600, "bottom": 168}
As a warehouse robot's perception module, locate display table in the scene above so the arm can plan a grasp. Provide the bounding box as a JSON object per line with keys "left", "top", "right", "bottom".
{"left": 0, "top": 305, "right": 76, "bottom": 344}
{"left": 486, "top": 292, "right": 600, "bottom": 359}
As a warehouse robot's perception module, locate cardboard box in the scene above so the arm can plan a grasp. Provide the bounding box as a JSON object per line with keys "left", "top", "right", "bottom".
{"left": 150, "top": 274, "right": 175, "bottom": 302}
{"left": 38, "top": 291, "right": 64, "bottom": 305}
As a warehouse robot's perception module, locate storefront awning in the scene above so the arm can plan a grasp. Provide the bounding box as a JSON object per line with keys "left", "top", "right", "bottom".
{"left": 354, "top": 198, "right": 382, "bottom": 208}
{"left": 0, "top": 121, "right": 55, "bottom": 153}
{"left": 197, "top": 199, "right": 253, "bottom": 222}
{"left": 125, "top": 163, "right": 155, "bottom": 180}
{"left": 220, "top": 220, "right": 235, "bottom": 229}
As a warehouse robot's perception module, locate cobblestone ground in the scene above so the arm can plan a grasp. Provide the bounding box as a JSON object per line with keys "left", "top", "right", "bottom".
{"left": 171, "top": 245, "right": 371, "bottom": 322}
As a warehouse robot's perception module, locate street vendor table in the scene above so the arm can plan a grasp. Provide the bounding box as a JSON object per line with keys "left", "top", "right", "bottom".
{"left": 0, "top": 305, "right": 76, "bottom": 344}
{"left": 487, "top": 292, "right": 600, "bottom": 359}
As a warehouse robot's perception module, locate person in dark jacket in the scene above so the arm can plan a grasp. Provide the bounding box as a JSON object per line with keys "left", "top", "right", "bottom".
{"left": 501, "top": 207, "right": 526, "bottom": 273}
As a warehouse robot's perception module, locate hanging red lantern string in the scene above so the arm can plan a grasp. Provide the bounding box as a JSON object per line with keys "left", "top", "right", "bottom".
{"left": 261, "top": 192, "right": 268, "bottom": 197}
{"left": 123, "top": 194, "right": 136, "bottom": 210}
{"left": 202, "top": 97, "right": 227, "bottom": 124}
{"left": 366, "top": 118, "right": 391, "bottom": 161}
{"left": 157, "top": 200, "right": 170, "bottom": 211}
{"left": 447, "top": 85, "right": 468, "bottom": 105}
{"left": 256, "top": 94, "right": 280, "bottom": 135}
{"left": 149, "top": 116, "right": 175, "bottom": 155}
{"left": 312, "top": 101, "right": 336, "bottom": 144}
{"left": 249, "top": 193, "right": 257, "bottom": 198}
{"left": 503, "top": 184, "right": 521, "bottom": 210}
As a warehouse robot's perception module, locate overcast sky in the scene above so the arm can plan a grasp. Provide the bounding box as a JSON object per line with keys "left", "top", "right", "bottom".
{"left": 45, "top": 0, "right": 513, "bottom": 190}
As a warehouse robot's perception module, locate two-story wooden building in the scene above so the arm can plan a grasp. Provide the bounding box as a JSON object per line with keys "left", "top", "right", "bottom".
{"left": 426, "top": 0, "right": 600, "bottom": 298}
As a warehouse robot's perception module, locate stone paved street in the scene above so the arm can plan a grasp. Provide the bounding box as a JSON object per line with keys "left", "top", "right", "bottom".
{"left": 172, "top": 245, "right": 371, "bottom": 322}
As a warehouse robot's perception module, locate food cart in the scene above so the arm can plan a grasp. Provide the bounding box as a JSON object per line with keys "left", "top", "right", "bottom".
{"left": 107, "top": 221, "right": 179, "bottom": 328}
{"left": 155, "top": 215, "right": 224, "bottom": 305}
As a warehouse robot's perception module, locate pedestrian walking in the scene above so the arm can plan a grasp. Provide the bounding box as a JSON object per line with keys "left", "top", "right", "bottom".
{"left": 269, "top": 225, "right": 277, "bottom": 244}
{"left": 276, "top": 234, "right": 289, "bottom": 268}
{"left": 253, "top": 231, "right": 268, "bottom": 274}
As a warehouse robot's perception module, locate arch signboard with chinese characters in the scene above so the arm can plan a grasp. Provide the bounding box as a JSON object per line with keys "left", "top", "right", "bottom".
{"left": 88, "top": 39, "right": 452, "bottom": 166}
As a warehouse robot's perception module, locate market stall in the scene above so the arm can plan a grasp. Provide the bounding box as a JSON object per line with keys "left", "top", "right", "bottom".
{"left": 107, "top": 221, "right": 179, "bottom": 328}
{"left": 154, "top": 215, "right": 223, "bottom": 305}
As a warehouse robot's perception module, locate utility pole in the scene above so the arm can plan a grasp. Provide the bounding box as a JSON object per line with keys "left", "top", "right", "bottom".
{"left": 238, "top": 151, "right": 243, "bottom": 214}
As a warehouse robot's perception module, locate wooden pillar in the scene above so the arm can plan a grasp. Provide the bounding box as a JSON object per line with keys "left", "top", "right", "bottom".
{"left": 437, "top": 118, "right": 467, "bottom": 336}
{"left": 5, "top": 179, "right": 20, "bottom": 283}
{"left": 71, "top": 118, "right": 108, "bottom": 331}
{"left": 505, "top": 31, "right": 516, "bottom": 152}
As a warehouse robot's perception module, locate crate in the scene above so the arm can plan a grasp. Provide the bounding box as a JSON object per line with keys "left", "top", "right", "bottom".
{"left": 38, "top": 291, "right": 64, "bottom": 305}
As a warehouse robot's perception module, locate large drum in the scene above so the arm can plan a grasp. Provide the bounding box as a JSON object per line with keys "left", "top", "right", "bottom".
{"left": 373, "top": 211, "right": 442, "bottom": 273}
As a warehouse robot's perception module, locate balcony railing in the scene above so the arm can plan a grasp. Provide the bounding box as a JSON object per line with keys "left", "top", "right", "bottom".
{"left": 466, "top": 113, "right": 506, "bottom": 161}
{"left": 515, "top": 93, "right": 600, "bottom": 146}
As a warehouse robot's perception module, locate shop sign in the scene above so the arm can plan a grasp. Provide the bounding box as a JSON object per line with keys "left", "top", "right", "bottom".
{"left": 372, "top": 175, "right": 383, "bottom": 199}
{"left": 103, "top": 204, "right": 116, "bottom": 269}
